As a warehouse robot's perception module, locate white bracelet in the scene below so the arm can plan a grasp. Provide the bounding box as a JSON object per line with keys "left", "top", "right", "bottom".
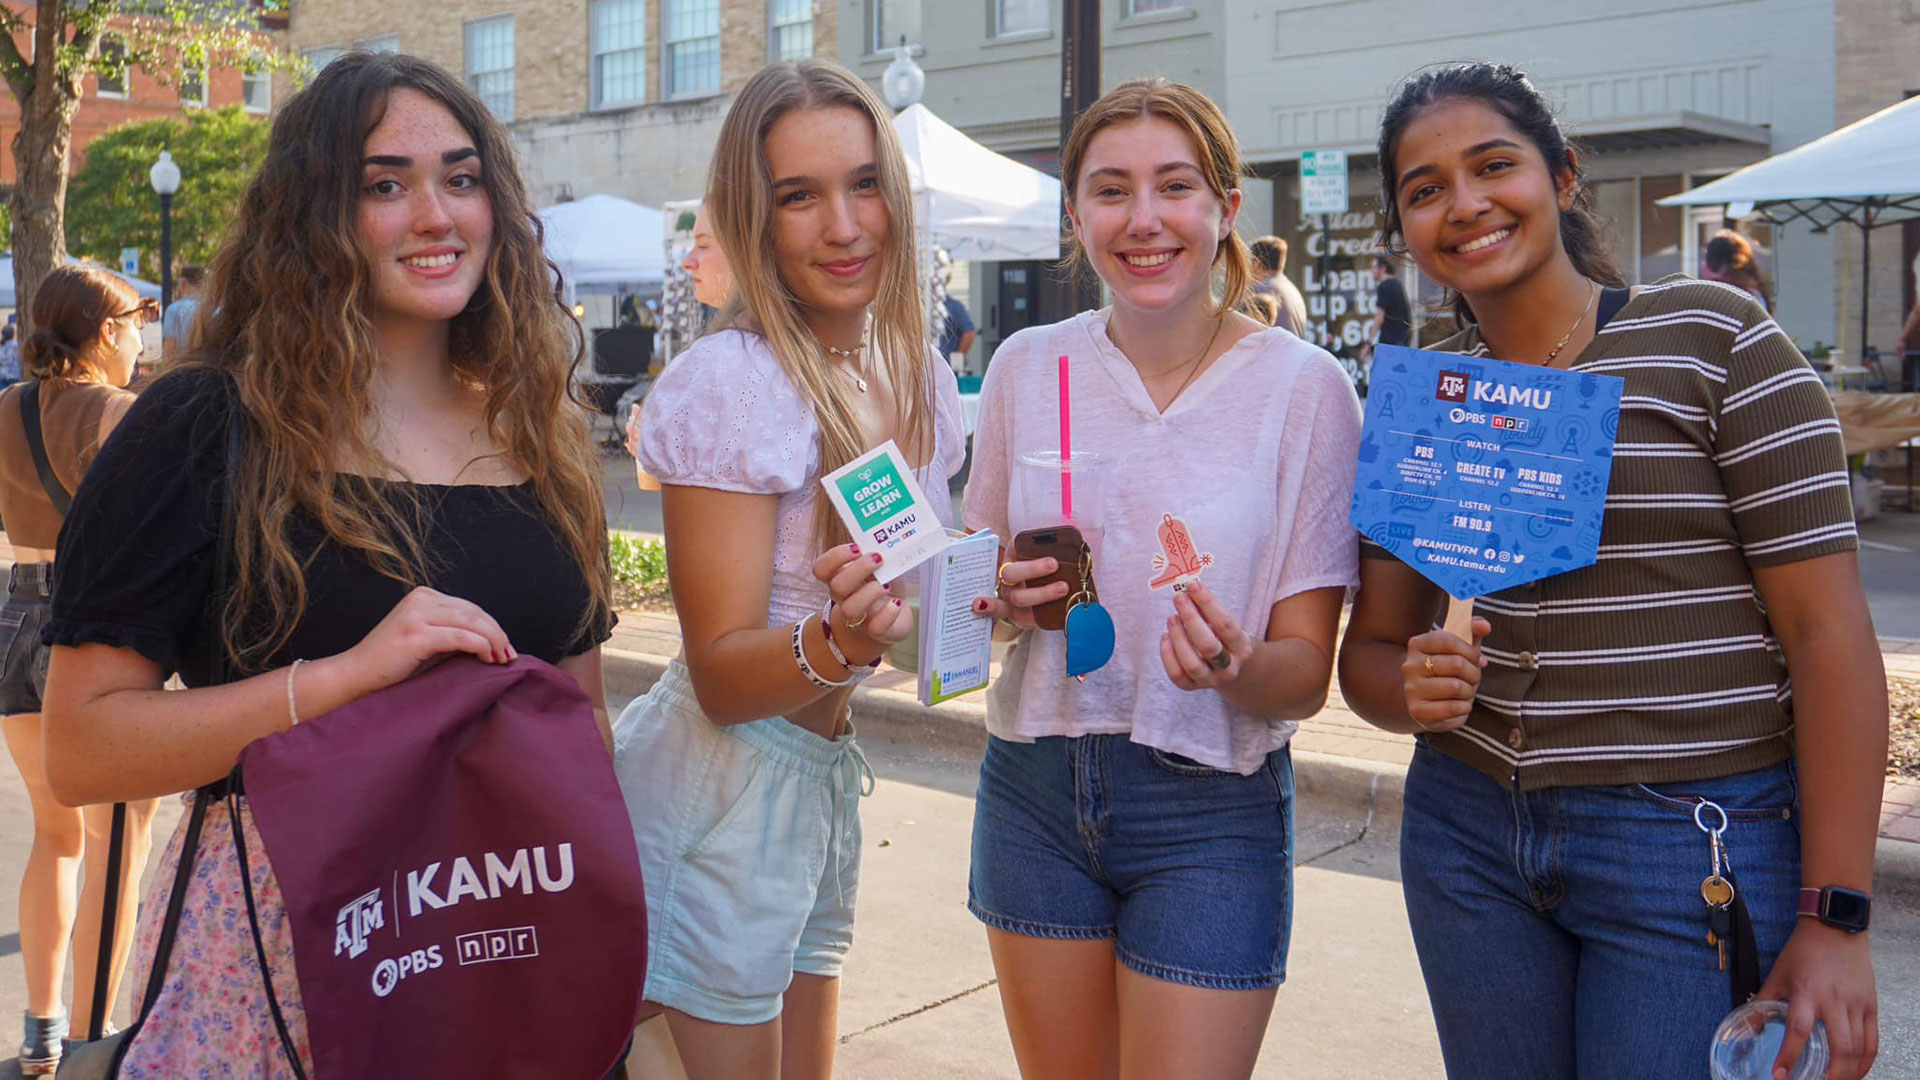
{"left": 820, "top": 600, "right": 878, "bottom": 680}
{"left": 286, "top": 658, "right": 307, "bottom": 727}
{"left": 791, "top": 615, "right": 854, "bottom": 690}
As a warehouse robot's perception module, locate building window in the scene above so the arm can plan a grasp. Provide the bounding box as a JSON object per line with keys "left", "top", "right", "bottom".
{"left": 869, "top": 0, "right": 920, "bottom": 52}
{"left": 179, "top": 66, "right": 208, "bottom": 107}
{"left": 592, "top": 0, "right": 647, "bottom": 108}
{"left": 358, "top": 34, "right": 400, "bottom": 53}
{"left": 96, "top": 35, "right": 127, "bottom": 98}
{"left": 242, "top": 55, "right": 271, "bottom": 112}
{"left": 994, "top": 0, "right": 1047, "bottom": 36}
{"left": 769, "top": 0, "right": 813, "bottom": 62}
{"left": 465, "top": 16, "right": 515, "bottom": 120}
{"left": 1125, "top": 0, "right": 1189, "bottom": 13}
{"left": 305, "top": 45, "right": 346, "bottom": 75}
{"left": 664, "top": 0, "right": 720, "bottom": 99}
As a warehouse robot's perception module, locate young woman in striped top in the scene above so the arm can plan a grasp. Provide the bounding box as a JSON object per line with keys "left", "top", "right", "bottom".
{"left": 1339, "top": 63, "right": 1884, "bottom": 1079}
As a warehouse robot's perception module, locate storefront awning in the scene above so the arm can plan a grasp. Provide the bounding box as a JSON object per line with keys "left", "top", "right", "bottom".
{"left": 1572, "top": 111, "right": 1772, "bottom": 152}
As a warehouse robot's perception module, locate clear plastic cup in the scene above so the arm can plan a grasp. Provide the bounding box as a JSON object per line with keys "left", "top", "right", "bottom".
{"left": 1710, "top": 1000, "right": 1828, "bottom": 1080}
{"left": 1009, "top": 450, "right": 1106, "bottom": 554}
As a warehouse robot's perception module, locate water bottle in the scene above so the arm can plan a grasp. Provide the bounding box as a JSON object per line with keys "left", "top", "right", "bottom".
{"left": 1710, "top": 999, "right": 1829, "bottom": 1080}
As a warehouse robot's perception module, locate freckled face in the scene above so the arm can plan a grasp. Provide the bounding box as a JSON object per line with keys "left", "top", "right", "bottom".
{"left": 357, "top": 89, "right": 494, "bottom": 329}
{"left": 1391, "top": 98, "right": 1574, "bottom": 299}
{"left": 1068, "top": 116, "right": 1239, "bottom": 314}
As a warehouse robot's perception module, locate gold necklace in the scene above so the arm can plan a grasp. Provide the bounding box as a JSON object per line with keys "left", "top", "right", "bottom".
{"left": 1539, "top": 282, "right": 1600, "bottom": 365}
{"left": 1145, "top": 315, "right": 1226, "bottom": 410}
{"left": 820, "top": 338, "right": 869, "bottom": 393}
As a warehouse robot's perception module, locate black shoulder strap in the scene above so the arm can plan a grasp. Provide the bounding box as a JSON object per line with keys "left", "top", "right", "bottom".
{"left": 18, "top": 381, "right": 73, "bottom": 516}
{"left": 1595, "top": 287, "right": 1632, "bottom": 334}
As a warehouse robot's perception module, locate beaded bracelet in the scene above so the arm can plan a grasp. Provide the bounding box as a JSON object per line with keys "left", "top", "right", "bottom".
{"left": 820, "top": 600, "right": 879, "bottom": 680}
{"left": 286, "top": 658, "right": 307, "bottom": 727}
{"left": 791, "top": 614, "right": 855, "bottom": 690}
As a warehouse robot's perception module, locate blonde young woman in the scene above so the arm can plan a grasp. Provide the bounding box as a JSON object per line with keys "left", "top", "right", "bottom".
{"left": 613, "top": 60, "right": 965, "bottom": 1080}
{"left": 0, "top": 266, "right": 162, "bottom": 1074}
{"left": 966, "top": 79, "right": 1362, "bottom": 1078}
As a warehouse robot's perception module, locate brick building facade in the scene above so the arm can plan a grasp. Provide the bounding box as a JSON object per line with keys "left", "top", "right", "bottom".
{"left": 0, "top": 3, "right": 276, "bottom": 186}
{"left": 285, "top": 0, "right": 839, "bottom": 209}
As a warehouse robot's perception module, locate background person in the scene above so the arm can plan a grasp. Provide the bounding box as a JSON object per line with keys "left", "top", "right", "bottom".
{"left": 1701, "top": 228, "right": 1774, "bottom": 312}
{"left": 1339, "top": 61, "right": 1882, "bottom": 1080}
{"left": 966, "top": 78, "right": 1361, "bottom": 1080}
{"left": 0, "top": 265, "right": 162, "bottom": 1075}
{"left": 1370, "top": 253, "right": 1412, "bottom": 348}
{"left": 1247, "top": 234, "right": 1309, "bottom": 337}
{"left": 39, "top": 53, "right": 616, "bottom": 1077}
{"left": 159, "top": 264, "right": 203, "bottom": 361}
{"left": 0, "top": 323, "right": 21, "bottom": 388}
{"left": 615, "top": 59, "right": 965, "bottom": 1080}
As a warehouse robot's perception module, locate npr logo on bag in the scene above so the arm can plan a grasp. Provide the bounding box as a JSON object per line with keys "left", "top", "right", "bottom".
{"left": 334, "top": 888, "right": 385, "bottom": 960}
{"left": 457, "top": 926, "right": 540, "bottom": 966}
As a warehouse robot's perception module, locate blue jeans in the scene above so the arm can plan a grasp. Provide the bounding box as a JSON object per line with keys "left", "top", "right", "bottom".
{"left": 1400, "top": 740, "right": 1801, "bottom": 1079}
{"left": 970, "top": 734, "right": 1294, "bottom": 990}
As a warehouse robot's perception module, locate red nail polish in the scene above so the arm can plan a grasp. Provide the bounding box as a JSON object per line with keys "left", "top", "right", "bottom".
{"left": 893, "top": 598, "right": 903, "bottom": 607}
{"left": 872, "top": 553, "right": 884, "bottom": 563}
{"left": 974, "top": 600, "right": 988, "bottom": 612}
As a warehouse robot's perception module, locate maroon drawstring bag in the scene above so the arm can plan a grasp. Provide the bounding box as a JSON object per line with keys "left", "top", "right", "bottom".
{"left": 241, "top": 654, "right": 646, "bottom": 1079}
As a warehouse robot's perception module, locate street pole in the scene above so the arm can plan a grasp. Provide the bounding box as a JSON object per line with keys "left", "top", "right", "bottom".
{"left": 159, "top": 192, "right": 174, "bottom": 310}
{"left": 1317, "top": 213, "right": 1330, "bottom": 349}
{"left": 1059, "top": 0, "right": 1101, "bottom": 315}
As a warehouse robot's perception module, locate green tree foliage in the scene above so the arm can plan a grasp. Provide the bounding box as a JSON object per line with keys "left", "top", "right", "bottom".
{"left": 65, "top": 106, "right": 269, "bottom": 278}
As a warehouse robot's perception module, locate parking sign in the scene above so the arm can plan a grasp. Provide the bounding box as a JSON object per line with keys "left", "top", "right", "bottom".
{"left": 1300, "top": 150, "right": 1349, "bottom": 216}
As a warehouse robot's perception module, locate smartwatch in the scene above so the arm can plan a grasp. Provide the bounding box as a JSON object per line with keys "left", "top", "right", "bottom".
{"left": 1796, "top": 886, "right": 1871, "bottom": 934}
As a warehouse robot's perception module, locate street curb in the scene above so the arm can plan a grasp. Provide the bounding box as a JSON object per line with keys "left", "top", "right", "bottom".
{"left": 603, "top": 645, "right": 1410, "bottom": 815}
{"left": 604, "top": 645, "right": 1920, "bottom": 893}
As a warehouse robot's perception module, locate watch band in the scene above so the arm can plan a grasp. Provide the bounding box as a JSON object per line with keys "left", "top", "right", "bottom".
{"left": 1795, "top": 887, "right": 1823, "bottom": 920}
{"left": 1796, "top": 885, "right": 1872, "bottom": 933}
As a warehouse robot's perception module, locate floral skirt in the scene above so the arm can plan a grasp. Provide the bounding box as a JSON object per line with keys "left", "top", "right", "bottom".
{"left": 121, "top": 793, "right": 317, "bottom": 1078}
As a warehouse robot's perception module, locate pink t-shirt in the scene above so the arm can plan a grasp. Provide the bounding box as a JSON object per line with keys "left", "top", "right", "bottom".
{"left": 962, "top": 310, "right": 1362, "bottom": 775}
{"left": 639, "top": 328, "right": 967, "bottom": 630}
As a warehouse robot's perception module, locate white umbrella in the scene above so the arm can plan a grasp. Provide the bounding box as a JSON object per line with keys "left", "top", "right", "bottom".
{"left": 537, "top": 194, "right": 667, "bottom": 300}
{"left": 1659, "top": 95, "right": 1920, "bottom": 353}
{"left": 892, "top": 103, "right": 1062, "bottom": 262}
{"left": 0, "top": 254, "right": 163, "bottom": 308}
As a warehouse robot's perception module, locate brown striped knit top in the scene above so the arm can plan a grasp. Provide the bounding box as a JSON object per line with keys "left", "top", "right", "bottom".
{"left": 1362, "top": 276, "right": 1857, "bottom": 789}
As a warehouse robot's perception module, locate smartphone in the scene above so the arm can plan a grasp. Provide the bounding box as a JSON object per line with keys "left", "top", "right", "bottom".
{"left": 1010, "top": 525, "right": 1088, "bottom": 632}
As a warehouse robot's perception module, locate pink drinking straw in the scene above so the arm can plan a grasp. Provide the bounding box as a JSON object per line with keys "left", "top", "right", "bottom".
{"left": 1058, "top": 354, "right": 1073, "bottom": 521}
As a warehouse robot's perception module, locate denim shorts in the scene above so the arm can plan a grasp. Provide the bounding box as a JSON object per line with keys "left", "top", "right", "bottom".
{"left": 969, "top": 733, "right": 1294, "bottom": 991}
{"left": 1400, "top": 738, "right": 1801, "bottom": 1079}
{"left": 0, "top": 562, "right": 54, "bottom": 715}
{"left": 611, "top": 661, "right": 873, "bottom": 1026}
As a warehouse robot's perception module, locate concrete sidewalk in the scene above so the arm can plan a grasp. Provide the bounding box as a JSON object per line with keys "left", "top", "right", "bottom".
{"left": 605, "top": 612, "right": 1920, "bottom": 850}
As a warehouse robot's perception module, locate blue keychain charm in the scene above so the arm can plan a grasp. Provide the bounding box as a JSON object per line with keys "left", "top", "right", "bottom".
{"left": 1064, "top": 597, "right": 1114, "bottom": 679}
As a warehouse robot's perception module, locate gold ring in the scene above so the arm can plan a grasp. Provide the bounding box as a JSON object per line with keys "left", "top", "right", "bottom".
{"left": 1207, "top": 649, "right": 1232, "bottom": 671}
{"left": 997, "top": 565, "right": 1017, "bottom": 591}
{"left": 845, "top": 608, "right": 869, "bottom": 629}
{"left": 1423, "top": 656, "right": 1435, "bottom": 676}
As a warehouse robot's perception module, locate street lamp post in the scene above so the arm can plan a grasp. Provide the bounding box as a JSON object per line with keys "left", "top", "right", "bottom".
{"left": 149, "top": 150, "right": 181, "bottom": 309}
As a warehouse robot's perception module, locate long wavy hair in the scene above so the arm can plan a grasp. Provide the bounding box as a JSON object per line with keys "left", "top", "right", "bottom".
{"left": 188, "top": 51, "right": 609, "bottom": 669}
{"left": 20, "top": 264, "right": 138, "bottom": 381}
{"left": 1059, "top": 78, "right": 1254, "bottom": 318}
{"left": 704, "top": 60, "right": 932, "bottom": 549}
{"left": 1376, "top": 62, "right": 1625, "bottom": 325}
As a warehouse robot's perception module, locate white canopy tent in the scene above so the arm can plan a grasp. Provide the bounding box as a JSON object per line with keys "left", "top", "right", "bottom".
{"left": 538, "top": 194, "right": 667, "bottom": 299}
{"left": 0, "top": 255, "right": 162, "bottom": 308}
{"left": 892, "top": 103, "right": 1062, "bottom": 262}
{"left": 1659, "top": 95, "right": 1920, "bottom": 357}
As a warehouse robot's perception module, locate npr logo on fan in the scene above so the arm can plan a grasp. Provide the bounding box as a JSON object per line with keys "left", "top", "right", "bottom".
{"left": 1437, "top": 372, "right": 1471, "bottom": 403}
{"left": 1490, "top": 415, "right": 1530, "bottom": 433}
{"left": 334, "top": 888, "right": 385, "bottom": 960}
{"left": 456, "top": 925, "right": 540, "bottom": 966}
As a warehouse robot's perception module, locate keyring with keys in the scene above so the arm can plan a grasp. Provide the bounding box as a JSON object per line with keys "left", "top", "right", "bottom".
{"left": 1694, "top": 800, "right": 1737, "bottom": 970}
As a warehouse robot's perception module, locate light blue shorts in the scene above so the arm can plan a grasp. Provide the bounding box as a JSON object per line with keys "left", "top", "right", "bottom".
{"left": 612, "top": 661, "right": 873, "bottom": 1025}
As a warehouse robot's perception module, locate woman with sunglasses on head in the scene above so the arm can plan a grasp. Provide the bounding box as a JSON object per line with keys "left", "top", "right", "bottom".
{"left": 613, "top": 59, "right": 965, "bottom": 1080}
{"left": 0, "top": 266, "right": 161, "bottom": 1074}
{"left": 36, "top": 53, "right": 617, "bottom": 1077}
{"left": 964, "top": 79, "right": 1362, "bottom": 1078}
{"left": 1338, "top": 62, "right": 1883, "bottom": 1079}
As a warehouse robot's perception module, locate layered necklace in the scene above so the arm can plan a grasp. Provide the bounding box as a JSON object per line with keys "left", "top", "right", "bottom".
{"left": 1115, "top": 314, "right": 1226, "bottom": 412}
{"left": 819, "top": 321, "right": 872, "bottom": 393}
